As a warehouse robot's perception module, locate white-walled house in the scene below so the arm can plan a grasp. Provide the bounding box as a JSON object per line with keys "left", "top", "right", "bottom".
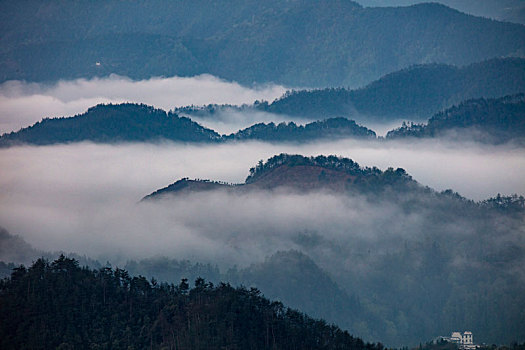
{"left": 449, "top": 331, "right": 477, "bottom": 350}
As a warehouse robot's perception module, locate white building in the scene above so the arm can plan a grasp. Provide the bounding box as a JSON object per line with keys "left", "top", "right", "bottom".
{"left": 449, "top": 331, "right": 477, "bottom": 350}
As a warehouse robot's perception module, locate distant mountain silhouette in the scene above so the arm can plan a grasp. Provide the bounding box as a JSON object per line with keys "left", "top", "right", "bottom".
{"left": 386, "top": 94, "right": 525, "bottom": 143}
{"left": 260, "top": 58, "right": 525, "bottom": 121}
{"left": 225, "top": 117, "right": 376, "bottom": 142}
{"left": 0, "top": 105, "right": 374, "bottom": 147}
{"left": 0, "top": 103, "right": 221, "bottom": 147}
{"left": 3, "top": 94, "right": 524, "bottom": 147}
{"left": 356, "top": 0, "right": 525, "bottom": 25}
{"left": 2, "top": 1, "right": 524, "bottom": 87}
{"left": 175, "top": 58, "right": 525, "bottom": 122}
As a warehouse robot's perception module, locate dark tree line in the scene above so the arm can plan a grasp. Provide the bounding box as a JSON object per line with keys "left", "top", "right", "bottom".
{"left": 386, "top": 94, "right": 525, "bottom": 143}
{"left": 224, "top": 117, "right": 376, "bottom": 142}
{"left": 0, "top": 255, "right": 384, "bottom": 350}
{"left": 245, "top": 153, "right": 414, "bottom": 194}
{"left": 173, "top": 58, "right": 525, "bottom": 124}
{"left": 0, "top": 103, "right": 375, "bottom": 147}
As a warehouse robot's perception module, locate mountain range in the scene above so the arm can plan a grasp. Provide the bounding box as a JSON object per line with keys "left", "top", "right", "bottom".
{"left": 140, "top": 154, "right": 525, "bottom": 345}
{"left": 3, "top": 93, "right": 525, "bottom": 147}
{"left": 2, "top": 153, "right": 524, "bottom": 346}
{"left": 176, "top": 57, "right": 525, "bottom": 122}
{"left": 2, "top": 0, "right": 525, "bottom": 348}
{"left": 1, "top": 1, "right": 524, "bottom": 87}
{"left": 386, "top": 94, "right": 525, "bottom": 143}
{"left": 0, "top": 104, "right": 377, "bottom": 147}
{"left": 356, "top": 0, "right": 525, "bottom": 25}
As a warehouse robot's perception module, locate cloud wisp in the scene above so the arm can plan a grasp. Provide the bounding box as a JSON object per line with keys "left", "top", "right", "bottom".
{"left": 0, "top": 74, "right": 287, "bottom": 134}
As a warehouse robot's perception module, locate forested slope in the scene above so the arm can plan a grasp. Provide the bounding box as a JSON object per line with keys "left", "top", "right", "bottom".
{"left": 0, "top": 255, "right": 383, "bottom": 350}
{"left": 2, "top": 1, "right": 524, "bottom": 87}
{"left": 386, "top": 94, "right": 525, "bottom": 143}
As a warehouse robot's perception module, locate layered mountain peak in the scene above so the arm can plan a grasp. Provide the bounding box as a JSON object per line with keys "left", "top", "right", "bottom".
{"left": 143, "top": 153, "right": 417, "bottom": 200}
{"left": 0, "top": 103, "right": 221, "bottom": 146}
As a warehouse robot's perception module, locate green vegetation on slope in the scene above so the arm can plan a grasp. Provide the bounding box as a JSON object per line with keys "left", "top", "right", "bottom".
{"left": 0, "top": 105, "right": 375, "bottom": 146}
{"left": 260, "top": 58, "right": 525, "bottom": 121}
{"left": 386, "top": 94, "right": 525, "bottom": 143}
{"left": 140, "top": 154, "right": 525, "bottom": 346}
{"left": 225, "top": 118, "right": 376, "bottom": 142}
{"left": 0, "top": 103, "right": 221, "bottom": 147}
{"left": 0, "top": 255, "right": 383, "bottom": 350}
{"left": 1, "top": 1, "right": 524, "bottom": 87}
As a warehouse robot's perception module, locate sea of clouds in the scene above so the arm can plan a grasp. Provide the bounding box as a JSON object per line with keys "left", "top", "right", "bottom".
{"left": 1, "top": 74, "right": 524, "bottom": 266}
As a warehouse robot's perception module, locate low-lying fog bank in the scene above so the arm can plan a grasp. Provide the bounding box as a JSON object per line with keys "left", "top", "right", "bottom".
{"left": 0, "top": 139, "right": 524, "bottom": 263}
{"left": 0, "top": 74, "right": 287, "bottom": 134}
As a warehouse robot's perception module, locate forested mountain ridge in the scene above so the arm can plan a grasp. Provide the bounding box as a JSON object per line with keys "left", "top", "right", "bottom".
{"left": 356, "top": 0, "right": 525, "bottom": 25}
{"left": 140, "top": 154, "right": 525, "bottom": 346}
{"left": 0, "top": 103, "right": 221, "bottom": 147}
{"left": 1, "top": 1, "right": 524, "bottom": 87}
{"left": 386, "top": 94, "right": 525, "bottom": 143}
{"left": 177, "top": 58, "right": 525, "bottom": 122}
{"left": 0, "top": 104, "right": 375, "bottom": 147}
{"left": 143, "top": 153, "right": 525, "bottom": 207}
{"left": 0, "top": 255, "right": 383, "bottom": 350}
{"left": 2, "top": 159, "right": 524, "bottom": 346}
{"left": 3, "top": 93, "right": 524, "bottom": 147}
{"left": 143, "top": 153, "right": 418, "bottom": 200}
{"left": 124, "top": 250, "right": 375, "bottom": 345}
{"left": 224, "top": 117, "right": 376, "bottom": 142}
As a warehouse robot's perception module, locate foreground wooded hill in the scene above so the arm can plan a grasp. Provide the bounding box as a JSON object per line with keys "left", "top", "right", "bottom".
{"left": 0, "top": 255, "right": 383, "bottom": 350}
{"left": 1, "top": 1, "right": 524, "bottom": 87}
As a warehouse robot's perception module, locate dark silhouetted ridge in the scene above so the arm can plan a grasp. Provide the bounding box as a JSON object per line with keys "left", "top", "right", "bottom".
{"left": 258, "top": 58, "right": 525, "bottom": 121}
{"left": 0, "top": 108, "right": 376, "bottom": 147}
{"left": 1, "top": 1, "right": 525, "bottom": 87}
{"left": 225, "top": 117, "right": 376, "bottom": 142}
{"left": 0, "top": 103, "right": 221, "bottom": 147}
{"left": 386, "top": 94, "right": 525, "bottom": 143}
{"left": 0, "top": 255, "right": 382, "bottom": 349}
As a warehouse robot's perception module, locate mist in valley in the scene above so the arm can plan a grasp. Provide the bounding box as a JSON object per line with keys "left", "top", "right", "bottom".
{"left": 0, "top": 74, "right": 287, "bottom": 134}
{"left": 1, "top": 77, "right": 524, "bottom": 346}
{"left": 1, "top": 138, "right": 524, "bottom": 345}
{"left": 1, "top": 0, "right": 525, "bottom": 347}
{"left": 1, "top": 139, "right": 524, "bottom": 263}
